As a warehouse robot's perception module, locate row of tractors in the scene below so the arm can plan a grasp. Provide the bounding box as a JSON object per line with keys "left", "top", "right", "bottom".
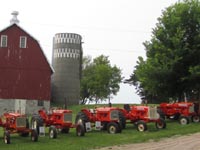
{"left": 0, "top": 101, "right": 199, "bottom": 144}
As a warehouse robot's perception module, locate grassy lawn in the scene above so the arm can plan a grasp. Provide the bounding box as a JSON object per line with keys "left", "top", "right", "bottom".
{"left": 0, "top": 104, "right": 200, "bottom": 150}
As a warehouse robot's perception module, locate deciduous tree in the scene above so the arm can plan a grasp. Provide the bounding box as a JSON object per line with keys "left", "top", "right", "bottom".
{"left": 126, "top": 0, "right": 200, "bottom": 103}
{"left": 80, "top": 55, "right": 122, "bottom": 104}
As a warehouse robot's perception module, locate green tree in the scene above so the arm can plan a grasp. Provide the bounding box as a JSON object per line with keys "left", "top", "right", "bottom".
{"left": 126, "top": 0, "right": 200, "bottom": 103}
{"left": 80, "top": 55, "right": 122, "bottom": 104}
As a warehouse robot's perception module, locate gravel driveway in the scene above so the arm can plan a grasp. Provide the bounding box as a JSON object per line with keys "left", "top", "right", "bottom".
{"left": 96, "top": 132, "right": 200, "bottom": 150}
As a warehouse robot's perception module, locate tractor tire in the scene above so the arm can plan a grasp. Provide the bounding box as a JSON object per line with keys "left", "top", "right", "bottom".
{"left": 119, "top": 111, "right": 126, "bottom": 129}
{"left": 179, "top": 116, "right": 189, "bottom": 125}
{"left": 20, "top": 132, "right": 29, "bottom": 137}
{"left": 101, "top": 122, "right": 107, "bottom": 130}
{"left": 61, "top": 128, "right": 70, "bottom": 133}
{"left": 3, "top": 131, "right": 10, "bottom": 144}
{"left": 136, "top": 121, "right": 147, "bottom": 132}
{"left": 191, "top": 115, "right": 200, "bottom": 123}
{"left": 107, "top": 122, "right": 119, "bottom": 134}
{"left": 31, "top": 129, "right": 38, "bottom": 142}
{"left": 155, "top": 118, "right": 166, "bottom": 129}
{"left": 31, "top": 114, "right": 44, "bottom": 134}
{"left": 49, "top": 126, "right": 57, "bottom": 139}
{"left": 157, "top": 108, "right": 165, "bottom": 120}
{"left": 173, "top": 114, "right": 180, "bottom": 120}
{"left": 75, "top": 111, "right": 89, "bottom": 131}
{"left": 20, "top": 118, "right": 30, "bottom": 137}
{"left": 117, "top": 123, "right": 122, "bottom": 133}
{"left": 76, "top": 124, "right": 85, "bottom": 136}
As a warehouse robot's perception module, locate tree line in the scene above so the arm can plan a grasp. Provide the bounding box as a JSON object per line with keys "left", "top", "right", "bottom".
{"left": 80, "top": 0, "right": 200, "bottom": 104}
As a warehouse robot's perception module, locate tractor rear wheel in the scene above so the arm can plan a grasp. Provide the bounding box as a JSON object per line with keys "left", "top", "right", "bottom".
{"left": 155, "top": 118, "right": 166, "bottom": 129}
{"left": 107, "top": 122, "right": 119, "bottom": 134}
{"left": 157, "top": 108, "right": 165, "bottom": 120}
{"left": 136, "top": 121, "right": 147, "bottom": 132}
{"left": 20, "top": 132, "right": 29, "bottom": 137}
{"left": 175, "top": 114, "right": 180, "bottom": 120}
{"left": 75, "top": 112, "right": 89, "bottom": 131}
{"left": 20, "top": 118, "right": 30, "bottom": 137}
{"left": 49, "top": 126, "right": 57, "bottom": 139}
{"left": 61, "top": 128, "right": 70, "bottom": 133}
{"left": 31, "top": 130, "right": 38, "bottom": 142}
{"left": 192, "top": 115, "right": 200, "bottom": 123}
{"left": 76, "top": 124, "right": 85, "bottom": 136}
{"left": 179, "top": 116, "right": 189, "bottom": 125}
{"left": 4, "top": 131, "right": 10, "bottom": 144}
{"left": 31, "top": 115, "right": 44, "bottom": 134}
{"left": 119, "top": 111, "right": 126, "bottom": 129}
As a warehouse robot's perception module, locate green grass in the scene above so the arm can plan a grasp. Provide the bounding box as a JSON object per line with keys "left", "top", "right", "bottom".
{"left": 1, "top": 104, "right": 200, "bottom": 150}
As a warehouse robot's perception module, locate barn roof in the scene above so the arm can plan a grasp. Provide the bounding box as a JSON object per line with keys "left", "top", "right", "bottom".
{"left": 0, "top": 23, "right": 54, "bottom": 74}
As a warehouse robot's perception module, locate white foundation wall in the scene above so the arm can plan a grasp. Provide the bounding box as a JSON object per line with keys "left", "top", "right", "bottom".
{"left": 0, "top": 99, "right": 50, "bottom": 115}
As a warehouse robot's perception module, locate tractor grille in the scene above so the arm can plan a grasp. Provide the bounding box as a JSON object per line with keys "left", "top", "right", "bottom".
{"left": 110, "top": 110, "right": 119, "bottom": 120}
{"left": 189, "top": 105, "right": 195, "bottom": 113}
{"left": 148, "top": 107, "right": 159, "bottom": 119}
{"left": 16, "top": 117, "right": 27, "bottom": 127}
{"left": 64, "top": 113, "right": 72, "bottom": 122}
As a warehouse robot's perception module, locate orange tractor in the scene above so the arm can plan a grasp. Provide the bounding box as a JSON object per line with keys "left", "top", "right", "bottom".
{"left": 158, "top": 102, "right": 199, "bottom": 124}
{"left": 120, "top": 104, "right": 166, "bottom": 131}
{"left": 31, "top": 108, "right": 85, "bottom": 138}
{"left": 0, "top": 112, "right": 38, "bottom": 144}
{"left": 75, "top": 107, "right": 123, "bottom": 134}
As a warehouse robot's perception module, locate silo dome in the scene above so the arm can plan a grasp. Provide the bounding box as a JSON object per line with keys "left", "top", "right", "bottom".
{"left": 51, "top": 33, "right": 82, "bottom": 105}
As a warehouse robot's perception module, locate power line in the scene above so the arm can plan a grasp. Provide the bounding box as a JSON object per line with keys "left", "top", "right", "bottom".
{"left": 85, "top": 48, "right": 145, "bottom": 54}
{"left": 42, "top": 43, "right": 145, "bottom": 54}
{"left": 23, "top": 21, "right": 151, "bottom": 34}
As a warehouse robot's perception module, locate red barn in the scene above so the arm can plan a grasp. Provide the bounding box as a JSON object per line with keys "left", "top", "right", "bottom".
{"left": 0, "top": 12, "right": 53, "bottom": 114}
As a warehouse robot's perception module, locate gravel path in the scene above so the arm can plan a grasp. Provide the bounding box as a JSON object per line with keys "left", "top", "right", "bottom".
{"left": 96, "top": 132, "right": 200, "bottom": 150}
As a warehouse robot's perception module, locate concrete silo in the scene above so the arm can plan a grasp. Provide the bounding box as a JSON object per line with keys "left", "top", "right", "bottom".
{"left": 51, "top": 33, "right": 82, "bottom": 105}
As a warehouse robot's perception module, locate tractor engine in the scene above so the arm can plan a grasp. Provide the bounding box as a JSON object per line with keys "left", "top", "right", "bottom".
{"left": 0, "top": 113, "right": 28, "bottom": 129}
{"left": 0, "top": 112, "right": 38, "bottom": 144}
{"left": 158, "top": 102, "right": 199, "bottom": 124}
{"left": 76, "top": 107, "right": 123, "bottom": 134}
{"left": 122, "top": 104, "right": 166, "bottom": 132}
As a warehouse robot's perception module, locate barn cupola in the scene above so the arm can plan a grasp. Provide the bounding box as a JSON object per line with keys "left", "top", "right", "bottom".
{"left": 10, "top": 11, "right": 20, "bottom": 25}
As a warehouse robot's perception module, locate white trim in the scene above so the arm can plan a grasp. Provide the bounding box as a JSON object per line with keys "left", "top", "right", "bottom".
{"left": 19, "top": 36, "right": 27, "bottom": 48}
{"left": 1, "top": 35, "right": 7, "bottom": 47}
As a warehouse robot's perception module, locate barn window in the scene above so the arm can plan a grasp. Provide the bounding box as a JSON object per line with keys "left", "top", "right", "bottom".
{"left": 20, "top": 36, "right": 27, "bottom": 48}
{"left": 1, "top": 35, "right": 7, "bottom": 47}
{"left": 38, "top": 100, "right": 44, "bottom": 106}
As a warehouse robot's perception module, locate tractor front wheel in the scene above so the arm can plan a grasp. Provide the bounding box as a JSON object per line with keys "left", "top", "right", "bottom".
{"left": 155, "top": 118, "right": 166, "bottom": 129}
{"left": 49, "top": 126, "right": 57, "bottom": 139}
{"left": 31, "top": 130, "right": 38, "bottom": 142}
{"left": 136, "top": 121, "right": 147, "bottom": 132}
{"left": 4, "top": 131, "right": 10, "bottom": 144}
{"left": 107, "top": 122, "right": 119, "bottom": 134}
{"left": 179, "top": 116, "right": 189, "bottom": 125}
{"left": 192, "top": 115, "right": 200, "bottom": 123}
{"left": 76, "top": 124, "right": 85, "bottom": 136}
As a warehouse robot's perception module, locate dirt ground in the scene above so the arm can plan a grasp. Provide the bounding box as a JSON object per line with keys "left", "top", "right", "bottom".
{"left": 96, "top": 132, "right": 200, "bottom": 150}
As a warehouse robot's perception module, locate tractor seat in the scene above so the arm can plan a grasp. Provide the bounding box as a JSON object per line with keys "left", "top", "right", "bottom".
{"left": 124, "top": 104, "right": 131, "bottom": 112}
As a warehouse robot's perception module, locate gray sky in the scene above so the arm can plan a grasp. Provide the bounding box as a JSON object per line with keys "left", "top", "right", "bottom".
{"left": 0, "top": 0, "right": 178, "bottom": 104}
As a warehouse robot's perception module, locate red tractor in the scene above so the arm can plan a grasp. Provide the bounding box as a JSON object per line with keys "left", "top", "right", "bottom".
{"left": 158, "top": 102, "right": 199, "bottom": 125}
{"left": 31, "top": 108, "right": 85, "bottom": 138}
{"left": 75, "top": 107, "right": 123, "bottom": 134}
{"left": 0, "top": 112, "right": 38, "bottom": 144}
{"left": 120, "top": 104, "right": 166, "bottom": 132}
